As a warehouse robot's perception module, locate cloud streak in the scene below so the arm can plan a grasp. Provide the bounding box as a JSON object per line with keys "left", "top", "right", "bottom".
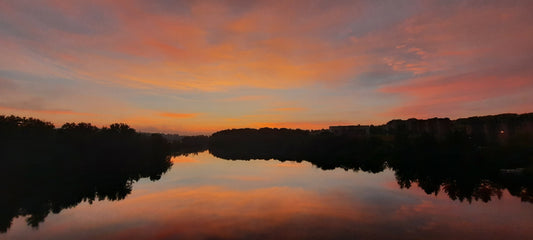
{"left": 1, "top": 0, "right": 532, "bottom": 132}
{"left": 0, "top": 106, "right": 95, "bottom": 116}
{"left": 159, "top": 112, "right": 199, "bottom": 119}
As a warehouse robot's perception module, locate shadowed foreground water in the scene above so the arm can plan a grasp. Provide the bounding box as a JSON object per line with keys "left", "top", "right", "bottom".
{"left": 3, "top": 151, "right": 533, "bottom": 240}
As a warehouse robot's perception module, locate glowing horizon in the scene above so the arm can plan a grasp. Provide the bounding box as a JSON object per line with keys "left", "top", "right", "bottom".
{"left": 1, "top": 0, "right": 532, "bottom": 134}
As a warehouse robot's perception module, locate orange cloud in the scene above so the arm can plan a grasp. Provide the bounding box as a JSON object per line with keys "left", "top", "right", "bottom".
{"left": 0, "top": 106, "right": 95, "bottom": 116}
{"left": 3, "top": 0, "right": 374, "bottom": 92}
{"left": 159, "top": 112, "right": 198, "bottom": 119}
{"left": 1, "top": 0, "right": 532, "bottom": 132}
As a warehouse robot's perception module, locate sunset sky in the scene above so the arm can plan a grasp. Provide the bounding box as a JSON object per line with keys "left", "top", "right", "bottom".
{"left": 1, "top": 0, "right": 532, "bottom": 134}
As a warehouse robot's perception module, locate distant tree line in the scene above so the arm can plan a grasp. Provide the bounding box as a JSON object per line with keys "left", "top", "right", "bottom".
{"left": 209, "top": 113, "right": 533, "bottom": 204}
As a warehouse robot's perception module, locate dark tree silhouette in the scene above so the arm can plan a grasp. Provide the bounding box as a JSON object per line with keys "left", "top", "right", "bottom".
{"left": 1, "top": 113, "right": 532, "bottom": 234}
{"left": 0, "top": 115, "right": 208, "bottom": 233}
{"left": 209, "top": 113, "right": 533, "bottom": 203}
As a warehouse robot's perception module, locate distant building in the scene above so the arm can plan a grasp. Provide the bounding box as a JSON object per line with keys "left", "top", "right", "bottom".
{"left": 329, "top": 125, "right": 370, "bottom": 137}
{"left": 386, "top": 118, "right": 451, "bottom": 134}
{"left": 457, "top": 113, "right": 533, "bottom": 143}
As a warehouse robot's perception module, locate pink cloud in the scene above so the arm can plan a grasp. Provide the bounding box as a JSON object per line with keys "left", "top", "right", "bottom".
{"left": 1, "top": 0, "right": 532, "bottom": 131}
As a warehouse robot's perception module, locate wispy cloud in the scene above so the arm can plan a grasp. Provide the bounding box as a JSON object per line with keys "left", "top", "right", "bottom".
{"left": 0, "top": 106, "right": 95, "bottom": 116}
{"left": 1, "top": 0, "right": 532, "bottom": 132}
{"left": 272, "top": 107, "right": 307, "bottom": 112}
{"left": 220, "top": 95, "right": 269, "bottom": 102}
{"left": 159, "top": 112, "right": 199, "bottom": 119}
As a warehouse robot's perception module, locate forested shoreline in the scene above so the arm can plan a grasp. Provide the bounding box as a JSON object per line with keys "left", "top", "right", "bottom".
{"left": 209, "top": 113, "right": 533, "bottom": 205}
{"left": 0, "top": 115, "right": 206, "bottom": 232}
{"left": 1, "top": 113, "right": 532, "bottom": 232}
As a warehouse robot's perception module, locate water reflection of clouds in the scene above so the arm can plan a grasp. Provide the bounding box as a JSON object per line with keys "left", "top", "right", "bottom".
{"left": 218, "top": 175, "right": 270, "bottom": 182}
{"left": 9, "top": 185, "right": 533, "bottom": 240}
{"left": 275, "top": 162, "right": 306, "bottom": 168}
{"left": 5, "top": 152, "right": 533, "bottom": 240}
{"left": 170, "top": 156, "right": 199, "bottom": 163}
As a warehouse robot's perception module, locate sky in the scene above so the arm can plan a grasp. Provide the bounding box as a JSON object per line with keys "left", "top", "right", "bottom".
{"left": 1, "top": 0, "right": 532, "bottom": 134}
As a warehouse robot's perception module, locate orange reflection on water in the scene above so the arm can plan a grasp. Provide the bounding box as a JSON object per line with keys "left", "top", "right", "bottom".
{"left": 4, "top": 153, "right": 533, "bottom": 240}
{"left": 275, "top": 162, "right": 306, "bottom": 168}
{"left": 71, "top": 186, "right": 368, "bottom": 240}
{"left": 21, "top": 184, "right": 531, "bottom": 240}
{"left": 170, "top": 156, "right": 199, "bottom": 163}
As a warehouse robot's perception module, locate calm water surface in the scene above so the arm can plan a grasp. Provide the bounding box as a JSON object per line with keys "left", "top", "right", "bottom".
{"left": 3, "top": 151, "right": 533, "bottom": 240}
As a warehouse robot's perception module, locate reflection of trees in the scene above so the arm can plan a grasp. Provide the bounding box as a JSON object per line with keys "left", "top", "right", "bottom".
{"left": 209, "top": 128, "right": 389, "bottom": 173}
{"left": 386, "top": 127, "right": 533, "bottom": 204}
{"left": 209, "top": 115, "right": 533, "bottom": 204}
{"left": 0, "top": 117, "right": 180, "bottom": 233}
{"left": 1, "top": 114, "right": 532, "bottom": 233}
